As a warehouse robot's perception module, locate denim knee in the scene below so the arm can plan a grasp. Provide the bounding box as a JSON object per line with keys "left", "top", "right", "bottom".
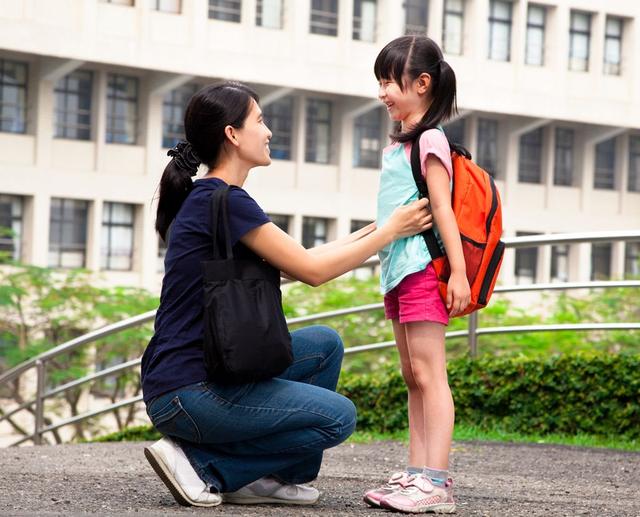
{"left": 312, "top": 325, "right": 345, "bottom": 362}
{"left": 322, "top": 393, "right": 357, "bottom": 446}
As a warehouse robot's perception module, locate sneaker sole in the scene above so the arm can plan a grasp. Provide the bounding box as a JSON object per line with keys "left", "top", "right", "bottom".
{"left": 222, "top": 493, "right": 319, "bottom": 505}
{"left": 363, "top": 494, "right": 383, "bottom": 507}
{"left": 380, "top": 499, "right": 456, "bottom": 514}
{"left": 144, "top": 446, "right": 221, "bottom": 508}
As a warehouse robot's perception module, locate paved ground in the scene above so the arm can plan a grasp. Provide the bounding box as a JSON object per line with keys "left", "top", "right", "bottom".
{"left": 1, "top": 440, "right": 638, "bottom": 516}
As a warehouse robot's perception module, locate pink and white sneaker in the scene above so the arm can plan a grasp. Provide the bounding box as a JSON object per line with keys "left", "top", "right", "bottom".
{"left": 363, "top": 471, "right": 412, "bottom": 507}
{"left": 379, "top": 474, "right": 456, "bottom": 514}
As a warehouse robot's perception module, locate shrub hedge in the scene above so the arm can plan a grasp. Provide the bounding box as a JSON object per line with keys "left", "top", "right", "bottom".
{"left": 340, "top": 352, "right": 640, "bottom": 438}
{"left": 94, "top": 353, "right": 640, "bottom": 442}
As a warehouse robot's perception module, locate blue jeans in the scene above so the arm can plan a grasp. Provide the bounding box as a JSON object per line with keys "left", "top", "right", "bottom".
{"left": 145, "top": 326, "right": 357, "bottom": 492}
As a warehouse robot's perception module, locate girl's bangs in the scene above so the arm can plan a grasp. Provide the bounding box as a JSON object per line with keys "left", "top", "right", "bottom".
{"left": 374, "top": 45, "right": 408, "bottom": 85}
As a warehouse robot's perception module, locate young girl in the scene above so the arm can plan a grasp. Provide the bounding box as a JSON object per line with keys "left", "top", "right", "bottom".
{"left": 363, "top": 36, "right": 470, "bottom": 513}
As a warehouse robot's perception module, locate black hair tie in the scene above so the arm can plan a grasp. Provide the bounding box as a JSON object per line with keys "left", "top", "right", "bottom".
{"left": 168, "top": 140, "right": 201, "bottom": 177}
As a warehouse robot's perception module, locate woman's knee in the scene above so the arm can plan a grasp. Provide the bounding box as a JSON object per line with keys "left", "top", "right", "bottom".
{"left": 299, "top": 325, "right": 344, "bottom": 361}
{"left": 321, "top": 394, "right": 357, "bottom": 445}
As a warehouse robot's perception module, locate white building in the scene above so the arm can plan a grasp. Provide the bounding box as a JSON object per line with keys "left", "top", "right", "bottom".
{"left": 0, "top": 0, "right": 639, "bottom": 293}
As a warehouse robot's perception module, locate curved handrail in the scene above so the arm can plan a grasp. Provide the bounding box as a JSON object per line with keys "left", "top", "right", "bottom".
{"left": 1, "top": 230, "right": 639, "bottom": 445}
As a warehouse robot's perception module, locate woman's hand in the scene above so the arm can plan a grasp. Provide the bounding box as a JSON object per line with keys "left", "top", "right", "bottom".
{"left": 386, "top": 198, "right": 433, "bottom": 239}
{"left": 447, "top": 271, "right": 471, "bottom": 317}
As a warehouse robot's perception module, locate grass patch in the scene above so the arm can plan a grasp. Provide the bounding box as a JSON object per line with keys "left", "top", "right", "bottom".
{"left": 349, "top": 424, "right": 640, "bottom": 452}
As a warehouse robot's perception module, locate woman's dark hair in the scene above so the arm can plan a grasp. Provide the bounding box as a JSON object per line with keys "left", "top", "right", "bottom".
{"left": 155, "top": 81, "right": 259, "bottom": 241}
{"left": 374, "top": 36, "right": 457, "bottom": 143}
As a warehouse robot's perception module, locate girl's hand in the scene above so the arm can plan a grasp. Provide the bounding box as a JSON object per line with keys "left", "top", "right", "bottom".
{"left": 447, "top": 271, "right": 471, "bottom": 317}
{"left": 387, "top": 198, "right": 433, "bottom": 239}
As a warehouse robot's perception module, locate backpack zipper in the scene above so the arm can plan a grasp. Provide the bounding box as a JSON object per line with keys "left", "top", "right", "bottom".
{"left": 478, "top": 240, "right": 505, "bottom": 306}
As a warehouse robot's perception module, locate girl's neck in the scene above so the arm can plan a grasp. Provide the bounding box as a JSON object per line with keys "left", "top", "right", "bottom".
{"left": 400, "top": 99, "right": 433, "bottom": 132}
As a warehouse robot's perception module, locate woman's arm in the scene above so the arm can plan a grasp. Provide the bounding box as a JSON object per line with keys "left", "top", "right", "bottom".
{"left": 307, "top": 223, "right": 376, "bottom": 255}
{"left": 425, "top": 155, "right": 471, "bottom": 316}
{"left": 241, "top": 200, "right": 432, "bottom": 287}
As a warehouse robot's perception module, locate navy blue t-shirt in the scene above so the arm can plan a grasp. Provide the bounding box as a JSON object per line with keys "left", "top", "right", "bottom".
{"left": 141, "top": 178, "right": 270, "bottom": 403}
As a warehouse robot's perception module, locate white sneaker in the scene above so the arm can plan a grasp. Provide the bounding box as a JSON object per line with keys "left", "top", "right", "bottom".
{"left": 144, "top": 437, "right": 221, "bottom": 507}
{"left": 223, "top": 476, "right": 320, "bottom": 505}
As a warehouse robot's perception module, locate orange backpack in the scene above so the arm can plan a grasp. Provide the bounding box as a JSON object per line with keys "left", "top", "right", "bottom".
{"left": 410, "top": 134, "right": 505, "bottom": 317}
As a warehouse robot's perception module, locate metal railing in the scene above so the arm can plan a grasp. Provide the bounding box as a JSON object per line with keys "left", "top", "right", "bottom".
{"left": 1, "top": 230, "right": 639, "bottom": 446}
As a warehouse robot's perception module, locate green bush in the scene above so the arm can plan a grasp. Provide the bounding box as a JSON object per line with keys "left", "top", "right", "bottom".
{"left": 94, "top": 353, "right": 640, "bottom": 443}
{"left": 339, "top": 352, "right": 640, "bottom": 438}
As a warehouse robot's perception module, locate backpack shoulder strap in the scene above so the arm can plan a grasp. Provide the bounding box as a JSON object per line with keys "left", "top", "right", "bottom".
{"left": 410, "top": 134, "right": 445, "bottom": 260}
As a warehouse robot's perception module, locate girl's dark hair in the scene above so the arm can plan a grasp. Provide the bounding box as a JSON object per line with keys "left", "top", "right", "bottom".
{"left": 374, "top": 36, "right": 457, "bottom": 143}
{"left": 155, "top": 81, "right": 259, "bottom": 241}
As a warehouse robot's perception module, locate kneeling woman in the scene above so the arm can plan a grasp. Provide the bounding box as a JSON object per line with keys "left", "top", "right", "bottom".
{"left": 141, "top": 81, "right": 432, "bottom": 507}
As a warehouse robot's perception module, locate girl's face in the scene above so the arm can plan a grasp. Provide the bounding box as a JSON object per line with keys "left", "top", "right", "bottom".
{"left": 231, "top": 99, "right": 273, "bottom": 167}
{"left": 378, "top": 74, "right": 430, "bottom": 125}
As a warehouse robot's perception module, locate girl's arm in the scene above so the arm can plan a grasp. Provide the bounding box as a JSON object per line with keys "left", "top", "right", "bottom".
{"left": 425, "top": 155, "right": 471, "bottom": 316}
{"left": 241, "top": 200, "right": 432, "bottom": 287}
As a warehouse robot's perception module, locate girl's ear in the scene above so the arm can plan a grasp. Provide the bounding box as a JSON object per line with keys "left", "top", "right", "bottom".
{"left": 416, "top": 73, "right": 431, "bottom": 95}
{"left": 224, "top": 125, "right": 239, "bottom": 147}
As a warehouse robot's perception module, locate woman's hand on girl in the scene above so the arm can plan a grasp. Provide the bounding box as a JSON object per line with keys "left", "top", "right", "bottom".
{"left": 387, "top": 198, "right": 433, "bottom": 239}
{"left": 446, "top": 271, "right": 471, "bottom": 317}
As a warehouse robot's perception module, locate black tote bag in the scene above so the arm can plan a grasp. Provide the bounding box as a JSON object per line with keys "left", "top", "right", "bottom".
{"left": 201, "top": 185, "right": 293, "bottom": 383}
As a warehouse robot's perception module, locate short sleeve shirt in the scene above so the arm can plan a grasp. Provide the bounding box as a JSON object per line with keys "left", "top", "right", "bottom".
{"left": 141, "top": 177, "right": 270, "bottom": 403}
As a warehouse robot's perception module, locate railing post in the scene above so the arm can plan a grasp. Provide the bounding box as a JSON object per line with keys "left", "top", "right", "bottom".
{"left": 34, "top": 360, "right": 45, "bottom": 445}
{"left": 468, "top": 312, "right": 479, "bottom": 358}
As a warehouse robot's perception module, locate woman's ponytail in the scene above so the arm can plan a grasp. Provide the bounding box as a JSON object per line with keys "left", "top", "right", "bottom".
{"left": 155, "top": 141, "right": 201, "bottom": 241}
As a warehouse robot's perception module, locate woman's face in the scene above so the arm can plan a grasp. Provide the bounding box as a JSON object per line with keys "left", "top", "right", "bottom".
{"left": 234, "top": 99, "right": 273, "bottom": 167}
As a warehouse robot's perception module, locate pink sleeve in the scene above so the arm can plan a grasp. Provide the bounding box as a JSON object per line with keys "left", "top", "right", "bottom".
{"left": 419, "top": 129, "right": 452, "bottom": 180}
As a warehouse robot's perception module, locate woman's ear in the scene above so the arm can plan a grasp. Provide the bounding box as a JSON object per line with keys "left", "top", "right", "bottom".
{"left": 416, "top": 73, "right": 431, "bottom": 95}
{"left": 224, "top": 125, "right": 239, "bottom": 147}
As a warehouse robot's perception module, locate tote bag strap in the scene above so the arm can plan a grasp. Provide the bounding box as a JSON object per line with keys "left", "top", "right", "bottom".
{"left": 210, "top": 185, "right": 233, "bottom": 260}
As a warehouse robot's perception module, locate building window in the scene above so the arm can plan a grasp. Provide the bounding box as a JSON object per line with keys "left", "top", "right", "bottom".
{"left": 550, "top": 244, "right": 569, "bottom": 282}
{"left": 162, "top": 83, "right": 198, "bottom": 149}
{"left": 442, "top": 0, "right": 463, "bottom": 55}
{"left": 154, "top": 0, "right": 181, "bottom": 13}
{"left": 305, "top": 99, "right": 332, "bottom": 164}
{"left": 256, "top": 0, "right": 283, "bottom": 29}
{"left": 514, "top": 232, "right": 539, "bottom": 284}
{"left": 350, "top": 219, "right": 372, "bottom": 233}
{"left": 158, "top": 236, "right": 167, "bottom": 273}
{"left": 101, "top": 202, "right": 135, "bottom": 271}
{"left": 54, "top": 70, "right": 93, "bottom": 141}
{"left": 625, "top": 242, "right": 640, "bottom": 278}
{"left": 525, "top": 4, "right": 545, "bottom": 66}
{"left": 302, "top": 217, "right": 329, "bottom": 248}
{"left": 0, "top": 59, "right": 28, "bottom": 134}
{"left": 404, "top": 0, "right": 429, "bottom": 36}
{"left": 477, "top": 118, "right": 498, "bottom": 177}
{"left": 268, "top": 214, "right": 290, "bottom": 233}
{"left": 48, "top": 198, "right": 89, "bottom": 269}
{"left": 310, "top": 0, "right": 338, "bottom": 36}
{"left": 518, "top": 128, "right": 543, "bottom": 184}
{"left": 106, "top": 74, "right": 138, "bottom": 144}
{"left": 209, "top": 0, "right": 242, "bottom": 22}
{"left": 569, "top": 11, "right": 591, "bottom": 72}
{"left": 554, "top": 128, "right": 574, "bottom": 186}
{"left": 100, "top": 0, "right": 134, "bottom": 4}
{"left": 353, "top": 108, "right": 382, "bottom": 168}
{"left": 628, "top": 135, "right": 640, "bottom": 192}
{"left": 488, "top": 0, "right": 512, "bottom": 61}
{"left": 0, "top": 195, "right": 23, "bottom": 262}
{"left": 594, "top": 138, "right": 616, "bottom": 190}
{"left": 353, "top": 0, "right": 377, "bottom": 42}
{"left": 591, "top": 243, "right": 611, "bottom": 280}
{"left": 604, "top": 16, "right": 623, "bottom": 76}
{"left": 263, "top": 96, "right": 293, "bottom": 160}
{"left": 444, "top": 118, "right": 465, "bottom": 146}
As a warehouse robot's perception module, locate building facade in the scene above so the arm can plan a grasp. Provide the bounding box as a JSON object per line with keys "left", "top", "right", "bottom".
{"left": 0, "top": 0, "right": 639, "bottom": 293}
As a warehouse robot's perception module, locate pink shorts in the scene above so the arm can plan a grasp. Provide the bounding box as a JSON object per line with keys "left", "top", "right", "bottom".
{"left": 383, "top": 264, "right": 449, "bottom": 325}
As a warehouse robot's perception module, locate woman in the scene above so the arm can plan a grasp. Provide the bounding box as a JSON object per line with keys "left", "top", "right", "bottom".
{"left": 141, "top": 81, "right": 432, "bottom": 508}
